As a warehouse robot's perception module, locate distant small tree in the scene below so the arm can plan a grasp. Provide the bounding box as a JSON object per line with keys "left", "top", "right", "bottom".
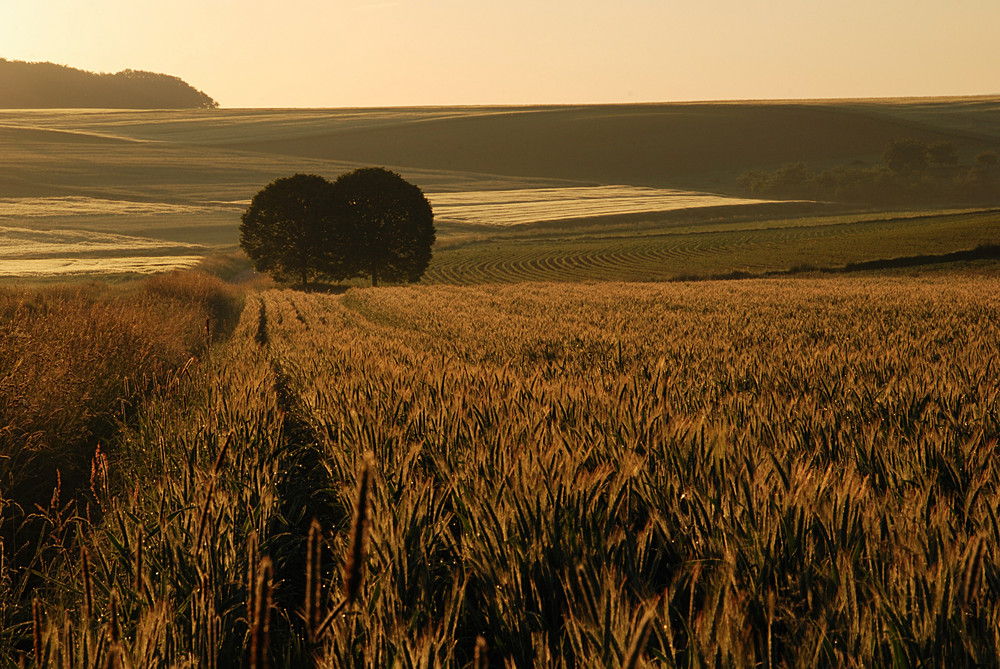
{"left": 975, "top": 150, "right": 998, "bottom": 167}
{"left": 736, "top": 170, "right": 768, "bottom": 195}
{"left": 773, "top": 162, "right": 814, "bottom": 187}
{"left": 331, "top": 168, "right": 435, "bottom": 287}
{"left": 965, "top": 150, "right": 1000, "bottom": 190}
{"left": 883, "top": 139, "right": 929, "bottom": 174}
{"left": 239, "top": 174, "right": 341, "bottom": 285}
{"left": 927, "top": 141, "right": 959, "bottom": 167}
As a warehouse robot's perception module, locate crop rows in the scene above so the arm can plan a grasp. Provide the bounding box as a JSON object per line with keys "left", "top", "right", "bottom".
{"left": 258, "top": 277, "right": 1000, "bottom": 666}
{"left": 424, "top": 211, "right": 1000, "bottom": 284}
{"left": 423, "top": 237, "right": 745, "bottom": 284}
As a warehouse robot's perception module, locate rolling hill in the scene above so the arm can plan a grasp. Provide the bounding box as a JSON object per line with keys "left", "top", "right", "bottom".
{"left": 220, "top": 100, "right": 1000, "bottom": 191}
{"left": 1, "top": 98, "right": 998, "bottom": 278}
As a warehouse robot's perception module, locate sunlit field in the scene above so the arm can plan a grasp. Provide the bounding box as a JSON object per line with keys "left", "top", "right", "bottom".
{"left": 0, "top": 196, "right": 239, "bottom": 218}
{"left": 5, "top": 274, "right": 998, "bottom": 666}
{"left": 0, "top": 216, "right": 210, "bottom": 276}
{"left": 0, "top": 256, "right": 204, "bottom": 276}
{"left": 428, "top": 186, "right": 779, "bottom": 226}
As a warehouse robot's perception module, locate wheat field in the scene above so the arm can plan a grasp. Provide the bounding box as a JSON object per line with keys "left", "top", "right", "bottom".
{"left": 7, "top": 273, "right": 999, "bottom": 666}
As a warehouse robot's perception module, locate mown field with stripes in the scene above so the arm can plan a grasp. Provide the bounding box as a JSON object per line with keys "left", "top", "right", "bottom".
{"left": 424, "top": 208, "right": 1000, "bottom": 283}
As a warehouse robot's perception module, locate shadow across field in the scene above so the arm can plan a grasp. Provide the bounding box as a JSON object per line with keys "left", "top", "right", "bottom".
{"left": 675, "top": 243, "right": 1000, "bottom": 282}
{"left": 839, "top": 243, "right": 1000, "bottom": 272}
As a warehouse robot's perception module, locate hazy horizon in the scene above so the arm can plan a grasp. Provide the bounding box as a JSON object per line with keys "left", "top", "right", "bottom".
{"left": 3, "top": 0, "right": 999, "bottom": 109}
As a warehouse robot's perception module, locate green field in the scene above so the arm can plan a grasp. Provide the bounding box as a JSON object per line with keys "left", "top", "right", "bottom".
{"left": 2, "top": 98, "right": 999, "bottom": 280}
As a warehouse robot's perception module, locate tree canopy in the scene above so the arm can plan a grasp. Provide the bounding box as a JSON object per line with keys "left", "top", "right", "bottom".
{"left": 239, "top": 174, "right": 339, "bottom": 286}
{"left": 927, "top": 140, "right": 959, "bottom": 167}
{"left": 239, "top": 169, "right": 435, "bottom": 287}
{"left": 331, "top": 167, "right": 435, "bottom": 287}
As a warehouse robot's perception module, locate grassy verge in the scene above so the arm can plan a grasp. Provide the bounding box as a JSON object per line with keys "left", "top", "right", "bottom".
{"left": 0, "top": 270, "right": 244, "bottom": 657}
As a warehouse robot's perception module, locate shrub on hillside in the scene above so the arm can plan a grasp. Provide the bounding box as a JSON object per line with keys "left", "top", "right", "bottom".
{"left": 739, "top": 139, "right": 1000, "bottom": 205}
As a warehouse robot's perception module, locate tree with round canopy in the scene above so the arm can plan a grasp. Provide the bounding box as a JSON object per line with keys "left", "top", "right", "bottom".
{"left": 331, "top": 167, "right": 435, "bottom": 287}
{"left": 239, "top": 173, "right": 342, "bottom": 286}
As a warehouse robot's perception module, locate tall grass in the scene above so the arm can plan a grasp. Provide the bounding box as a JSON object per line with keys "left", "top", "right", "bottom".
{"left": 0, "top": 271, "right": 242, "bottom": 503}
{"left": 0, "top": 270, "right": 244, "bottom": 657}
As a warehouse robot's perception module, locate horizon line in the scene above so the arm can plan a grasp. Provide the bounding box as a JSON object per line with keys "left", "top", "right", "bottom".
{"left": 213, "top": 93, "right": 1000, "bottom": 112}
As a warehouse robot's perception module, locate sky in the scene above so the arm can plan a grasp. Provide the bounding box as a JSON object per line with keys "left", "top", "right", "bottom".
{"left": 2, "top": 0, "right": 998, "bottom": 108}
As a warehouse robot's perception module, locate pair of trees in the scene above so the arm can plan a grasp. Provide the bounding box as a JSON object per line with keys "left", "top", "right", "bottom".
{"left": 240, "top": 168, "right": 434, "bottom": 287}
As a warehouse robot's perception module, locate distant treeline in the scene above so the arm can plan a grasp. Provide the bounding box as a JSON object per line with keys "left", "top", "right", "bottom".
{"left": 739, "top": 139, "right": 1000, "bottom": 205}
{"left": 0, "top": 59, "right": 218, "bottom": 109}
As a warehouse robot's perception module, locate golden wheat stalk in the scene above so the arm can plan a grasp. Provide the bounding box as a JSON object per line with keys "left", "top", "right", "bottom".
{"left": 343, "top": 452, "right": 373, "bottom": 604}
{"left": 110, "top": 590, "right": 121, "bottom": 643}
{"left": 194, "top": 478, "right": 217, "bottom": 550}
{"left": 212, "top": 433, "right": 232, "bottom": 474}
{"left": 961, "top": 535, "right": 987, "bottom": 605}
{"left": 80, "top": 545, "right": 94, "bottom": 620}
{"left": 621, "top": 604, "right": 656, "bottom": 669}
{"left": 32, "top": 598, "right": 43, "bottom": 664}
{"left": 106, "top": 590, "right": 122, "bottom": 669}
{"left": 62, "top": 611, "right": 72, "bottom": 669}
{"left": 90, "top": 444, "right": 109, "bottom": 510}
{"left": 305, "top": 518, "right": 322, "bottom": 643}
{"left": 134, "top": 524, "right": 144, "bottom": 595}
{"left": 193, "top": 435, "right": 232, "bottom": 551}
{"left": 314, "top": 453, "right": 375, "bottom": 639}
{"left": 251, "top": 557, "right": 273, "bottom": 669}
{"left": 474, "top": 636, "right": 488, "bottom": 669}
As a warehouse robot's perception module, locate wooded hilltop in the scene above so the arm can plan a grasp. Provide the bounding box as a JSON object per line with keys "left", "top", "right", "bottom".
{"left": 0, "top": 59, "right": 218, "bottom": 109}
